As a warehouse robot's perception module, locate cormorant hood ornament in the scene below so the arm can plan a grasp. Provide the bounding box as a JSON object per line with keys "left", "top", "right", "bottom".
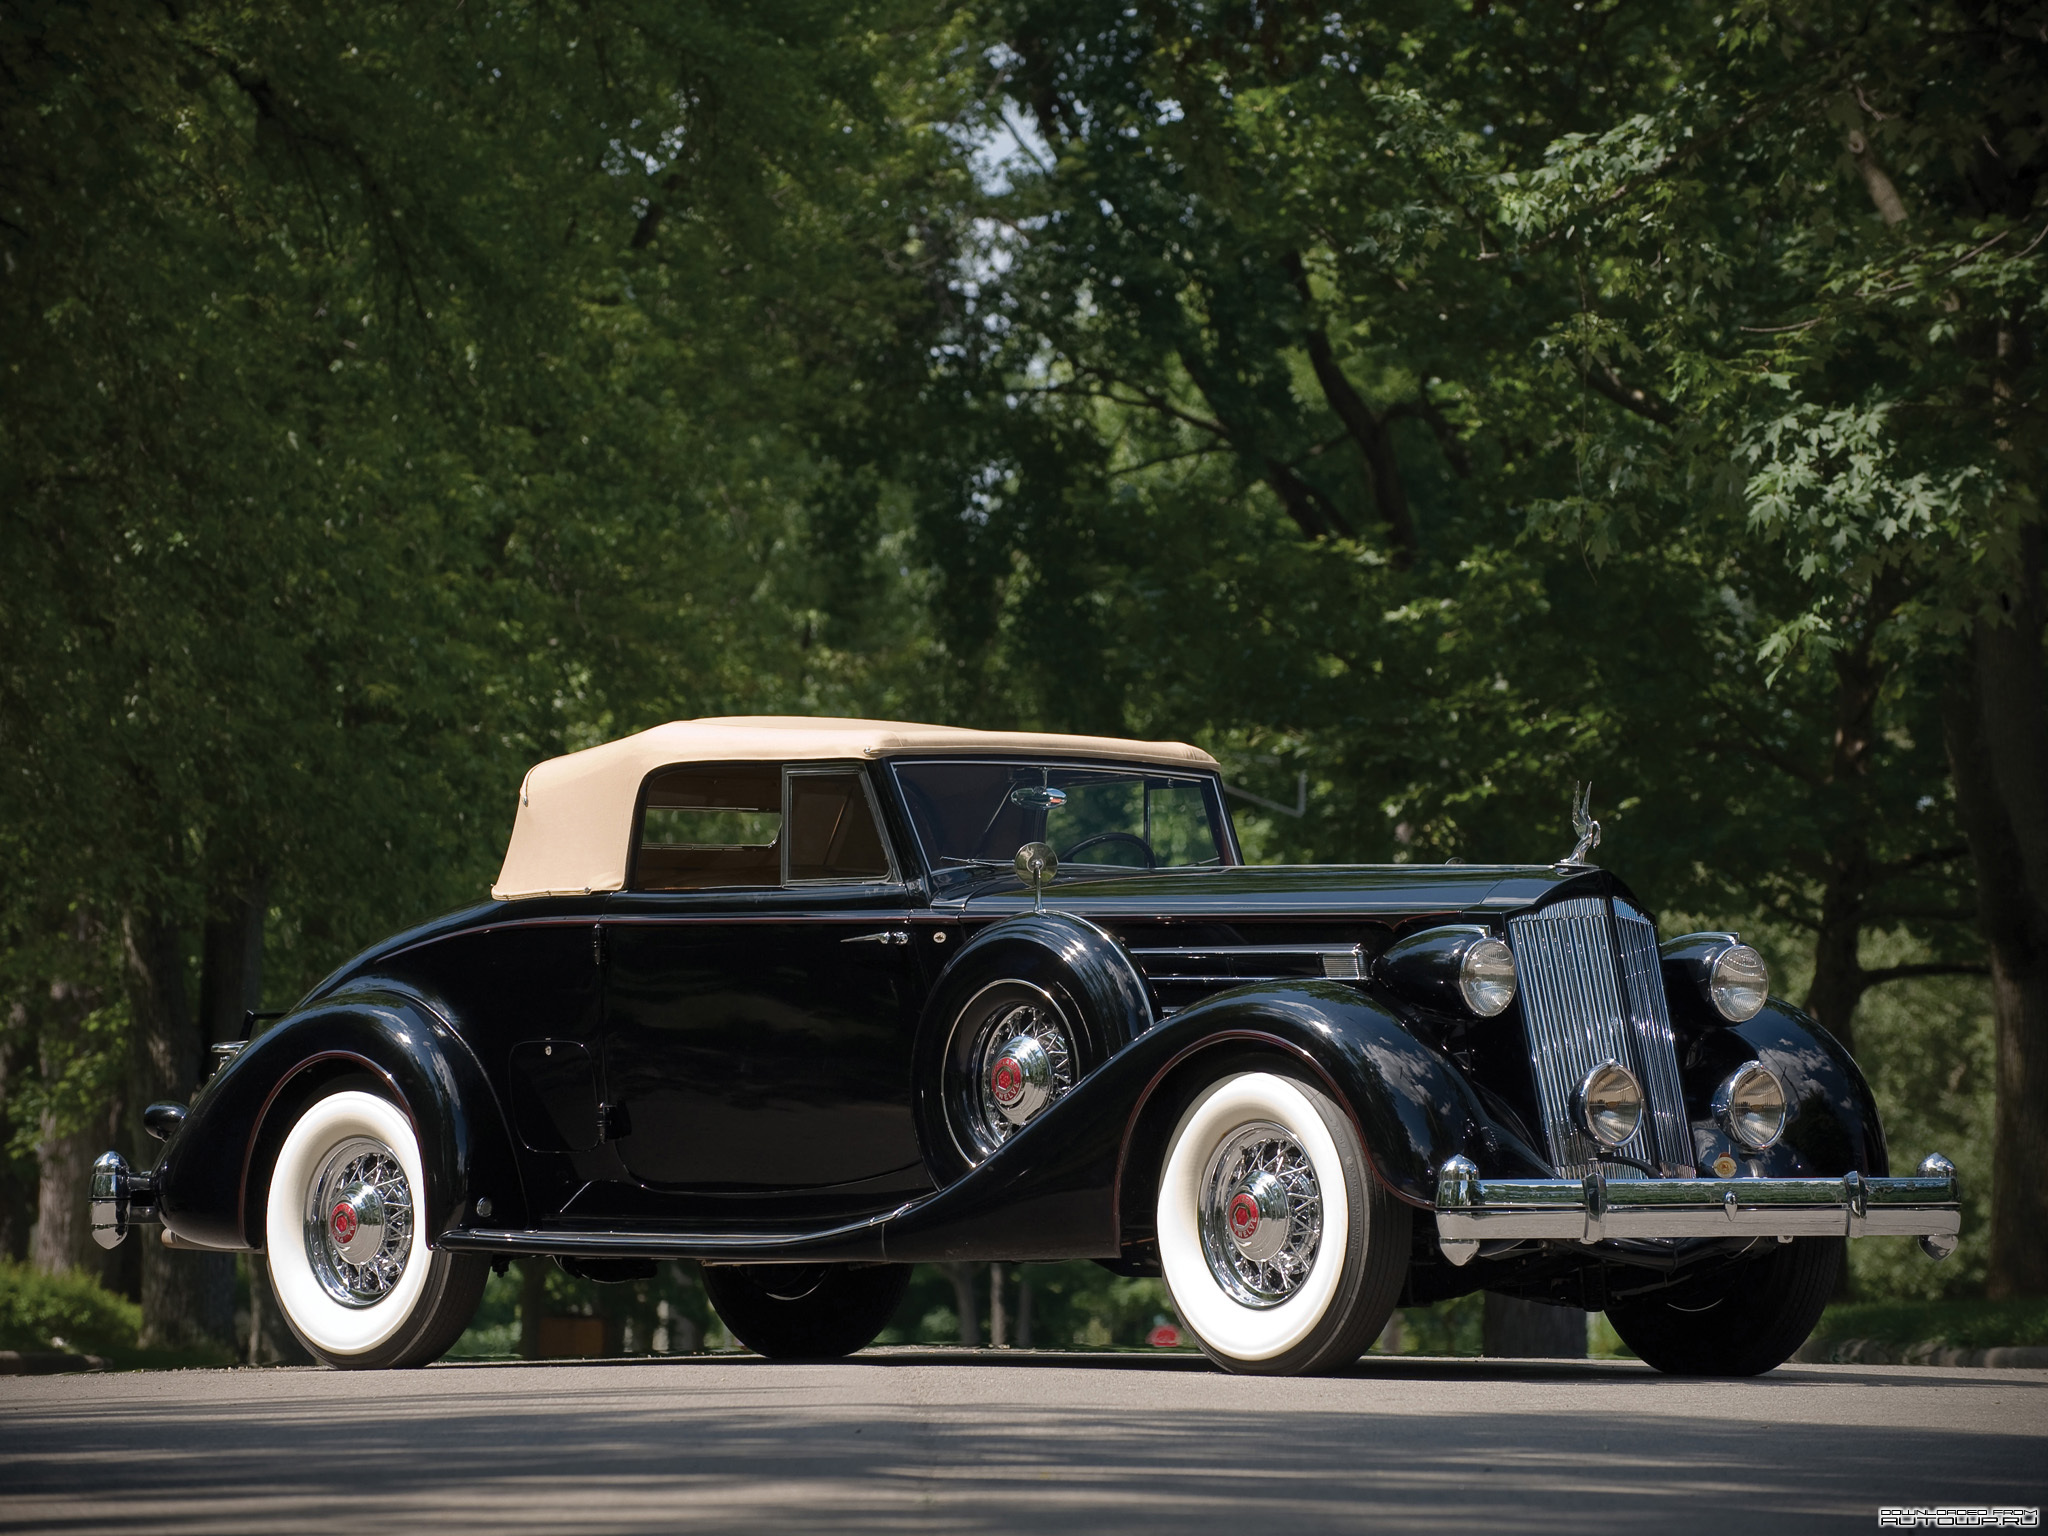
{"left": 1561, "top": 782, "right": 1601, "bottom": 866}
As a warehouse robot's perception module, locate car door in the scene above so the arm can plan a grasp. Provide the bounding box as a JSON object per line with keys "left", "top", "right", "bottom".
{"left": 599, "top": 762, "right": 931, "bottom": 1213}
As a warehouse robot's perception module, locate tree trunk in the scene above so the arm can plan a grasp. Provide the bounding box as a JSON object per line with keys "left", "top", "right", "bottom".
{"left": 1800, "top": 604, "right": 1893, "bottom": 1055}
{"left": 31, "top": 952, "right": 116, "bottom": 1279}
{"left": 520, "top": 1258, "right": 548, "bottom": 1358}
{"left": 1482, "top": 1294, "right": 1587, "bottom": 1358}
{"left": 1803, "top": 893, "right": 1869, "bottom": 1058}
{"left": 124, "top": 909, "right": 237, "bottom": 1351}
{"left": 0, "top": 1026, "right": 32, "bottom": 1261}
{"left": 245, "top": 1252, "right": 312, "bottom": 1365}
{"left": 30, "top": 1119, "right": 97, "bottom": 1275}
{"left": 989, "top": 1262, "right": 1008, "bottom": 1348}
{"left": 944, "top": 1261, "right": 979, "bottom": 1345}
{"left": 1942, "top": 525, "right": 2048, "bottom": 1299}
{"left": 1016, "top": 1269, "right": 1032, "bottom": 1349}
{"left": 198, "top": 878, "right": 267, "bottom": 1042}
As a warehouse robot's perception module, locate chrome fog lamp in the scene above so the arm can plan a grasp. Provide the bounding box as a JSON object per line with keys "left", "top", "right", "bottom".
{"left": 1457, "top": 937, "right": 1517, "bottom": 1018}
{"left": 1714, "top": 1062, "right": 1787, "bottom": 1150}
{"left": 1574, "top": 1062, "right": 1643, "bottom": 1148}
{"left": 1708, "top": 944, "right": 1771, "bottom": 1023}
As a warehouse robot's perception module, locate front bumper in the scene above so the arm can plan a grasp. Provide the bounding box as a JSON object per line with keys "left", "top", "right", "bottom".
{"left": 1433, "top": 1152, "right": 1960, "bottom": 1266}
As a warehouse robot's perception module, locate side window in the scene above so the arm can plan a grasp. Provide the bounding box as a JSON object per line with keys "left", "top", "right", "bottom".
{"left": 785, "top": 771, "right": 892, "bottom": 883}
{"left": 633, "top": 765, "right": 782, "bottom": 891}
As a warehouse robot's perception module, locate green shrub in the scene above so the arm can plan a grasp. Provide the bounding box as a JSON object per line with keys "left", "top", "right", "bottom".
{"left": 0, "top": 1261, "right": 142, "bottom": 1355}
{"left": 1808, "top": 1298, "right": 2048, "bottom": 1352}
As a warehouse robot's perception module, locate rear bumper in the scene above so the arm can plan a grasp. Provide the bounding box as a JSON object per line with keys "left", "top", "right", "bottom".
{"left": 88, "top": 1151, "right": 157, "bottom": 1250}
{"left": 1433, "top": 1152, "right": 1960, "bottom": 1266}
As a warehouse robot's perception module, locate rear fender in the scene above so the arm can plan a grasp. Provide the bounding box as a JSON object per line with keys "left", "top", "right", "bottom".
{"left": 152, "top": 990, "right": 526, "bottom": 1250}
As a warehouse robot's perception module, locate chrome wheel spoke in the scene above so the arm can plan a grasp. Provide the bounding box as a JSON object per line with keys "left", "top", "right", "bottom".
{"left": 966, "top": 996, "right": 1075, "bottom": 1157}
{"left": 303, "top": 1136, "right": 413, "bottom": 1308}
{"left": 1198, "top": 1122, "right": 1322, "bottom": 1308}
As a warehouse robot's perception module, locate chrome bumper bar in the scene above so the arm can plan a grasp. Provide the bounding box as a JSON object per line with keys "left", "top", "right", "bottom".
{"left": 1433, "top": 1152, "right": 1960, "bottom": 1266}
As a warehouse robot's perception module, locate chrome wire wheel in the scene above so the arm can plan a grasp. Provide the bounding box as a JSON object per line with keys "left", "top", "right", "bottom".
{"left": 303, "top": 1136, "right": 414, "bottom": 1308}
{"left": 949, "top": 981, "right": 1076, "bottom": 1162}
{"left": 1197, "top": 1121, "right": 1323, "bottom": 1308}
{"left": 265, "top": 1088, "right": 487, "bottom": 1368}
{"left": 1158, "top": 1070, "right": 1408, "bottom": 1375}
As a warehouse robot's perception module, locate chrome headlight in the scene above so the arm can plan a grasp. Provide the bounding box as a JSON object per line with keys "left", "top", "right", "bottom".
{"left": 1457, "top": 937, "right": 1517, "bottom": 1017}
{"left": 1574, "top": 1062, "right": 1643, "bottom": 1148}
{"left": 1379, "top": 925, "right": 1518, "bottom": 1018}
{"left": 1660, "top": 933, "right": 1772, "bottom": 1024}
{"left": 1713, "top": 1062, "right": 1787, "bottom": 1150}
{"left": 1708, "top": 944, "right": 1771, "bottom": 1023}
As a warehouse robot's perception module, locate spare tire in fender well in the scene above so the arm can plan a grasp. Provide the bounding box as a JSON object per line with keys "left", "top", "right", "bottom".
{"left": 913, "top": 911, "right": 1153, "bottom": 1184}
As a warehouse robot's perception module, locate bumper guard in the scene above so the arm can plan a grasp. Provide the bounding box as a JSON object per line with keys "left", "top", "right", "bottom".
{"left": 89, "top": 1150, "right": 157, "bottom": 1250}
{"left": 1433, "top": 1152, "right": 1960, "bottom": 1266}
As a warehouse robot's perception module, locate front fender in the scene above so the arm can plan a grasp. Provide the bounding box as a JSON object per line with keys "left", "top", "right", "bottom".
{"left": 881, "top": 980, "right": 1548, "bottom": 1263}
{"left": 1682, "top": 1000, "right": 1889, "bottom": 1177}
{"left": 153, "top": 990, "right": 526, "bottom": 1250}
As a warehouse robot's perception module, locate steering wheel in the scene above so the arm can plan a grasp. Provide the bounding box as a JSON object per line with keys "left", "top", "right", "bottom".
{"left": 1060, "top": 831, "right": 1157, "bottom": 869}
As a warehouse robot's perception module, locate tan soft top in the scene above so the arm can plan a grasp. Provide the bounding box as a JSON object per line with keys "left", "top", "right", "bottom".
{"left": 491, "top": 716, "right": 1219, "bottom": 900}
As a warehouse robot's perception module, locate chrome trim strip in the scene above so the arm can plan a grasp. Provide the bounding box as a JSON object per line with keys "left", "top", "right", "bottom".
{"left": 1133, "top": 943, "right": 1367, "bottom": 985}
{"left": 1431, "top": 1158, "right": 1962, "bottom": 1263}
{"left": 1129, "top": 945, "right": 1366, "bottom": 958}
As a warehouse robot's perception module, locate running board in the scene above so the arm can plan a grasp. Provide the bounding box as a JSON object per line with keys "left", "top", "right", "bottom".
{"left": 438, "top": 1209, "right": 908, "bottom": 1264}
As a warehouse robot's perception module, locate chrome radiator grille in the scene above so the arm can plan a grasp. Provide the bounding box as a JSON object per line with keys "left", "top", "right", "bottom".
{"left": 1506, "top": 896, "right": 1691, "bottom": 1179}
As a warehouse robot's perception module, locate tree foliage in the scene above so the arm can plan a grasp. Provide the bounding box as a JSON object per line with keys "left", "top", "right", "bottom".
{"left": 2, "top": 0, "right": 2040, "bottom": 1311}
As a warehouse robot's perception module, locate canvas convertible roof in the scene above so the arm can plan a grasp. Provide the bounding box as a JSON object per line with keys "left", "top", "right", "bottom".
{"left": 490, "top": 716, "right": 1220, "bottom": 900}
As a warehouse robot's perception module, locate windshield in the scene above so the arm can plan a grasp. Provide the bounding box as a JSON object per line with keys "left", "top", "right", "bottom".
{"left": 892, "top": 760, "right": 1230, "bottom": 889}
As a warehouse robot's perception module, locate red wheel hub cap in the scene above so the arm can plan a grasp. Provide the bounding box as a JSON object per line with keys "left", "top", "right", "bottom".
{"left": 990, "top": 1055, "right": 1025, "bottom": 1107}
{"left": 330, "top": 1201, "right": 359, "bottom": 1245}
{"left": 1228, "top": 1190, "right": 1260, "bottom": 1244}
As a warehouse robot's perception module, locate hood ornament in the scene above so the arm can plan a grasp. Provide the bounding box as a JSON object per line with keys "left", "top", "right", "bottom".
{"left": 1561, "top": 782, "right": 1601, "bottom": 866}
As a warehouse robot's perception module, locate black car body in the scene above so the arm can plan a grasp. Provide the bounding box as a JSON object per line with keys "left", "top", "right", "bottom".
{"left": 91, "top": 718, "right": 1960, "bottom": 1374}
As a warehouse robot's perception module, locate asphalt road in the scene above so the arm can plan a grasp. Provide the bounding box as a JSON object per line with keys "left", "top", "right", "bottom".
{"left": 4, "top": 1350, "right": 2044, "bottom": 1534}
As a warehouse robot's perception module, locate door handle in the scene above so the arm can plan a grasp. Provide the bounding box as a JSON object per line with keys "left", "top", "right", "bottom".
{"left": 842, "top": 930, "right": 910, "bottom": 946}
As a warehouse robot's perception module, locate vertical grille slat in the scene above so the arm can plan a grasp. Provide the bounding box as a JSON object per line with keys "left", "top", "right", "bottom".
{"left": 1506, "top": 896, "right": 1687, "bottom": 1179}
{"left": 1615, "top": 903, "right": 1692, "bottom": 1173}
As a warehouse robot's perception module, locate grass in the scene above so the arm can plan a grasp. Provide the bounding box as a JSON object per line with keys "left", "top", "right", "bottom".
{"left": 1808, "top": 1297, "right": 2048, "bottom": 1352}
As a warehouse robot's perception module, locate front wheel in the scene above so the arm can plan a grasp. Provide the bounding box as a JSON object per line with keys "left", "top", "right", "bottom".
{"left": 704, "top": 1263, "right": 911, "bottom": 1359}
{"left": 1157, "top": 1071, "right": 1409, "bottom": 1376}
{"left": 264, "top": 1088, "right": 488, "bottom": 1369}
{"left": 1605, "top": 1236, "right": 1842, "bottom": 1376}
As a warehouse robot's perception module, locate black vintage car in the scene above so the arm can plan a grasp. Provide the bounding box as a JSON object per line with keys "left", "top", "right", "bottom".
{"left": 91, "top": 717, "right": 1960, "bottom": 1375}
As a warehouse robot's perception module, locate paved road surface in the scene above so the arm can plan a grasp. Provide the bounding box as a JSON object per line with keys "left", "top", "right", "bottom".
{"left": 4, "top": 1350, "right": 2044, "bottom": 1533}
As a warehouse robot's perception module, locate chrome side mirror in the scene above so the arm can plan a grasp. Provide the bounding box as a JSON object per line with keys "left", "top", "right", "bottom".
{"left": 1014, "top": 842, "right": 1057, "bottom": 909}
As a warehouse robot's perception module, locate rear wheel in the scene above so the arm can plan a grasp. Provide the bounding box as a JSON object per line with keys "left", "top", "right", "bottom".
{"left": 264, "top": 1089, "right": 488, "bottom": 1369}
{"left": 703, "top": 1263, "right": 911, "bottom": 1359}
{"left": 1156, "top": 1070, "right": 1409, "bottom": 1376}
{"left": 1606, "top": 1236, "right": 1842, "bottom": 1376}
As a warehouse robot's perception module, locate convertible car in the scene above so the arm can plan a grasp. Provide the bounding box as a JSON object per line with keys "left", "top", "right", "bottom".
{"left": 90, "top": 717, "right": 1960, "bottom": 1375}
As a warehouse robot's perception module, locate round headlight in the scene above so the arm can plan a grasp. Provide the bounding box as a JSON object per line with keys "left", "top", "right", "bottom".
{"left": 1458, "top": 937, "right": 1517, "bottom": 1017}
{"left": 1714, "top": 1062, "right": 1787, "bottom": 1150}
{"left": 1574, "top": 1062, "right": 1643, "bottom": 1148}
{"left": 1708, "top": 944, "right": 1770, "bottom": 1022}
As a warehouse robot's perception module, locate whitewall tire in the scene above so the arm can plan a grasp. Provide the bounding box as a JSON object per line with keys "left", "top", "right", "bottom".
{"left": 1157, "top": 1071, "right": 1409, "bottom": 1375}
{"left": 264, "top": 1088, "right": 486, "bottom": 1369}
